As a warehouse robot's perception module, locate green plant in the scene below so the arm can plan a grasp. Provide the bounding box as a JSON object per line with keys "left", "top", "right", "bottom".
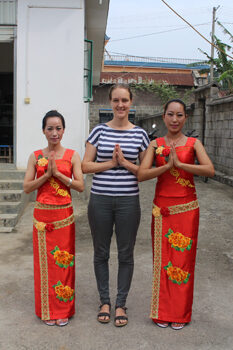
{"left": 130, "top": 81, "right": 193, "bottom": 108}
{"left": 196, "top": 22, "right": 233, "bottom": 93}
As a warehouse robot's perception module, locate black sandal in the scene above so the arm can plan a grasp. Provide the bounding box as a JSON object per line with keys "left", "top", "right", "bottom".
{"left": 114, "top": 306, "right": 128, "bottom": 327}
{"left": 97, "top": 303, "right": 111, "bottom": 324}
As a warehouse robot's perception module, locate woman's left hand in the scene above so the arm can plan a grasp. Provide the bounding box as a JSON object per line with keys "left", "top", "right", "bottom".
{"left": 115, "top": 144, "right": 126, "bottom": 167}
{"left": 170, "top": 143, "right": 182, "bottom": 168}
{"left": 49, "top": 151, "right": 60, "bottom": 177}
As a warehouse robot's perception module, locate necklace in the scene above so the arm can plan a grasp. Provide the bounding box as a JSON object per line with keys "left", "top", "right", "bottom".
{"left": 166, "top": 134, "right": 185, "bottom": 147}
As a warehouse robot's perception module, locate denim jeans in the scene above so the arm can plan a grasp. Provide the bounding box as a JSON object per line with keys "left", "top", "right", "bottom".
{"left": 88, "top": 193, "right": 141, "bottom": 308}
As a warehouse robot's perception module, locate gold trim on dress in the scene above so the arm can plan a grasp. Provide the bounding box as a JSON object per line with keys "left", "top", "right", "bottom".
{"left": 37, "top": 229, "right": 50, "bottom": 320}
{"left": 34, "top": 202, "right": 72, "bottom": 210}
{"left": 150, "top": 199, "right": 199, "bottom": 319}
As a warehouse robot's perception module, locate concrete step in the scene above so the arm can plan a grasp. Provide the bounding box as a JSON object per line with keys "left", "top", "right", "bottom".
{"left": 0, "top": 201, "right": 22, "bottom": 214}
{"left": 0, "top": 190, "right": 24, "bottom": 202}
{"left": 0, "top": 179, "right": 24, "bottom": 190}
{"left": 0, "top": 213, "right": 18, "bottom": 227}
{"left": 0, "top": 169, "right": 25, "bottom": 180}
{"left": 0, "top": 226, "right": 14, "bottom": 233}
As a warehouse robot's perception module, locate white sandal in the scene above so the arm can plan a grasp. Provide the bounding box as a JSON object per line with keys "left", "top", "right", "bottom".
{"left": 156, "top": 322, "right": 169, "bottom": 328}
{"left": 171, "top": 322, "right": 185, "bottom": 330}
{"left": 43, "top": 319, "right": 56, "bottom": 326}
{"left": 56, "top": 318, "right": 69, "bottom": 327}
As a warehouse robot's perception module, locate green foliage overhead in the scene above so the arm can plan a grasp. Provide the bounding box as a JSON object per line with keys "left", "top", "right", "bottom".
{"left": 197, "top": 21, "right": 233, "bottom": 93}
{"left": 130, "top": 81, "right": 194, "bottom": 108}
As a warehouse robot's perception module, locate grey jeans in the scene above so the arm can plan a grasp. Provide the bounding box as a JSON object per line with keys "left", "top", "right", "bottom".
{"left": 88, "top": 193, "right": 141, "bottom": 308}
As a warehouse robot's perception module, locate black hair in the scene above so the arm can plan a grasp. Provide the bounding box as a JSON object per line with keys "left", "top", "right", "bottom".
{"left": 108, "top": 83, "right": 133, "bottom": 101}
{"left": 163, "top": 99, "right": 187, "bottom": 115}
{"left": 42, "top": 110, "right": 65, "bottom": 130}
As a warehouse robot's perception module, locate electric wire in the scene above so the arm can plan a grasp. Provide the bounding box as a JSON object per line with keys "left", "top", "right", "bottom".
{"left": 160, "top": 0, "right": 233, "bottom": 60}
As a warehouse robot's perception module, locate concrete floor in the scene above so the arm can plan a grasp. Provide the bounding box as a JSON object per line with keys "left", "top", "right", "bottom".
{"left": 0, "top": 176, "right": 233, "bottom": 350}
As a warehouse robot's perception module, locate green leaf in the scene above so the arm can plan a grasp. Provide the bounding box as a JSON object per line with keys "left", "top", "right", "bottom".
{"left": 57, "top": 280, "right": 62, "bottom": 286}
{"left": 165, "top": 233, "right": 169, "bottom": 238}
{"left": 38, "top": 154, "right": 43, "bottom": 159}
{"left": 63, "top": 298, "right": 68, "bottom": 303}
{"left": 168, "top": 229, "right": 173, "bottom": 234}
{"left": 63, "top": 264, "right": 69, "bottom": 269}
{"left": 58, "top": 263, "right": 64, "bottom": 268}
{"left": 56, "top": 295, "right": 63, "bottom": 301}
{"left": 69, "top": 295, "right": 74, "bottom": 301}
{"left": 70, "top": 261, "right": 74, "bottom": 267}
{"left": 51, "top": 246, "right": 60, "bottom": 255}
{"left": 180, "top": 248, "right": 185, "bottom": 252}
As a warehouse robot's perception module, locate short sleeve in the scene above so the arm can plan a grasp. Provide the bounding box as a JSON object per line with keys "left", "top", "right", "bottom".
{"left": 86, "top": 124, "right": 103, "bottom": 148}
{"left": 139, "top": 129, "right": 150, "bottom": 152}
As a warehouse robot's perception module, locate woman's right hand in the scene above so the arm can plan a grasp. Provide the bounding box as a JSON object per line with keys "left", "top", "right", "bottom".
{"left": 112, "top": 145, "right": 119, "bottom": 168}
{"left": 166, "top": 149, "right": 174, "bottom": 169}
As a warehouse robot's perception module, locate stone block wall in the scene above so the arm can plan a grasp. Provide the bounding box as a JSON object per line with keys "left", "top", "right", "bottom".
{"left": 205, "top": 96, "right": 233, "bottom": 176}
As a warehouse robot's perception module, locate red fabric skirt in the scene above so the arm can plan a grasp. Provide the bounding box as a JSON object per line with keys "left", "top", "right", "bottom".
{"left": 150, "top": 194, "right": 199, "bottom": 323}
{"left": 33, "top": 202, "right": 75, "bottom": 320}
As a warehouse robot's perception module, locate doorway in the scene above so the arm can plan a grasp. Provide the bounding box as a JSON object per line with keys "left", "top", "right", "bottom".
{"left": 0, "top": 41, "right": 14, "bottom": 163}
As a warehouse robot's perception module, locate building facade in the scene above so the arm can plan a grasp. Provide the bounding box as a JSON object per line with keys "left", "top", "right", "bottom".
{"left": 0, "top": 0, "right": 109, "bottom": 168}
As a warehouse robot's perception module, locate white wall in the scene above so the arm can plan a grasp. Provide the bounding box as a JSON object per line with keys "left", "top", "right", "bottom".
{"left": 16, "top": 0, "right": 86, "bottom": 168}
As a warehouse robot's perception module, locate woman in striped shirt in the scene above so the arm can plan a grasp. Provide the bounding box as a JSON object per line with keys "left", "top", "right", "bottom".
{"left": 82, "top": 84, "right": 149, "bottom": 327}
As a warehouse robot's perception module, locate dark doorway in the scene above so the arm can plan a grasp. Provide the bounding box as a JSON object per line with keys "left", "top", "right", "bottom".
{"left": 0, "top": 42, "right": 14, "bottom": 163}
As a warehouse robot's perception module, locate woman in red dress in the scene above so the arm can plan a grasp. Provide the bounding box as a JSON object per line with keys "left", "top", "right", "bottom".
{"left": 138, "top": 99, "right": 214, "bottom": 330}
{"left": 24, "top": 110, "right": 84, "bottom": 326}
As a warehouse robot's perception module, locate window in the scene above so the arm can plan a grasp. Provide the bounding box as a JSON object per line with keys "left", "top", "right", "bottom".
{"left": 84, "top": 39, "right": 93, "bottom": 102}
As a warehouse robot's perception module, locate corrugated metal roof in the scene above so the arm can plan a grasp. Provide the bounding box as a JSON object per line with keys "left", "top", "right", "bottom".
{"left": 104, "top": 60, "right": 209, "bottom": 70}
{"left": 100, "top": 72, "right": 195, "bottom": 87}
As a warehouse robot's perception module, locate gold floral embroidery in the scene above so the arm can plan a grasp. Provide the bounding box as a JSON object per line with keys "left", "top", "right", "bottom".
{"left": 35, "top": 221, "right": 46, "bottom": 231}
{"left": 170, "top": 167, "right": 195, "bottom": 188}
{"left": 152, "top": 206, "right": 161, "bottom": 217}
{"left": 165, "top": 229, "right": 192, "bottom": 252}
{"left": 164, "top": 262, "right": 190, "bottom": 285}
{"left": 51, "top": 246, "right": 74, "bottom": 268}
{"left": 49, "top": 177, "right": 71, "bottom": 198}
{"left": 37, "top": 157, "right": 48, "bottom": 167}
{"left": 53, "top": 281, "right": 74, "bottom": 302}
{"left": 155, "top": 146, "right": 164, "bottom": 155}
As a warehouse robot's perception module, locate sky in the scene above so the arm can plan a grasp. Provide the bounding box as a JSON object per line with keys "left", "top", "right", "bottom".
{"left": 105, "top": 0, "right": 233, "bottom": 61}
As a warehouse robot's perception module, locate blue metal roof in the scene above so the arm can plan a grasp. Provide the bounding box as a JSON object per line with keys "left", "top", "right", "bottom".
{"left": 104, "top": 60, "right": 209, "bottom": 70}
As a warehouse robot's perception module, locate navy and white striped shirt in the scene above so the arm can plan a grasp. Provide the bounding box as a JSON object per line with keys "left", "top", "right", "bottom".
{"left": 87, "top": 124, "right": 149, "bottom": 196}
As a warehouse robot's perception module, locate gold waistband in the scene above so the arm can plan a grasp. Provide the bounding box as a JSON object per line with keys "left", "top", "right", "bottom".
{"left": 34, "top": 201, "right": 72, "bottom": 210}
{"left": 33, "top": 213, "right": 75, "bottom": 231}
{"left": 152, "top": 199, "right": 199, "bottom": 217}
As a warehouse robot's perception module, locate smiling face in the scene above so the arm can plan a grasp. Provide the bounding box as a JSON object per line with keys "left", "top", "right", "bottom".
{"left": 43, "top": 117, "right": 65, "bottom": 145}
{"left": 163, "top": 102, "right": 187, "bottom": 134}
{"left": 110, "top": 87, "right": 132, "bottom": 120}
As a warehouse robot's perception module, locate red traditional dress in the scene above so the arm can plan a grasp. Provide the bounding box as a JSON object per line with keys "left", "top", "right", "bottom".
{"left": 33, "top": 149, "right": 75, "bottom": 320}
{"left": 150, "top": 137, "right": 199, "bottom": 324}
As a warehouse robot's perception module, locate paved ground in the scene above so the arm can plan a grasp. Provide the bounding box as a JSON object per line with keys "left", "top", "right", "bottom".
{"left": 0, "top": 176, "right": 233, "bottom": 350}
